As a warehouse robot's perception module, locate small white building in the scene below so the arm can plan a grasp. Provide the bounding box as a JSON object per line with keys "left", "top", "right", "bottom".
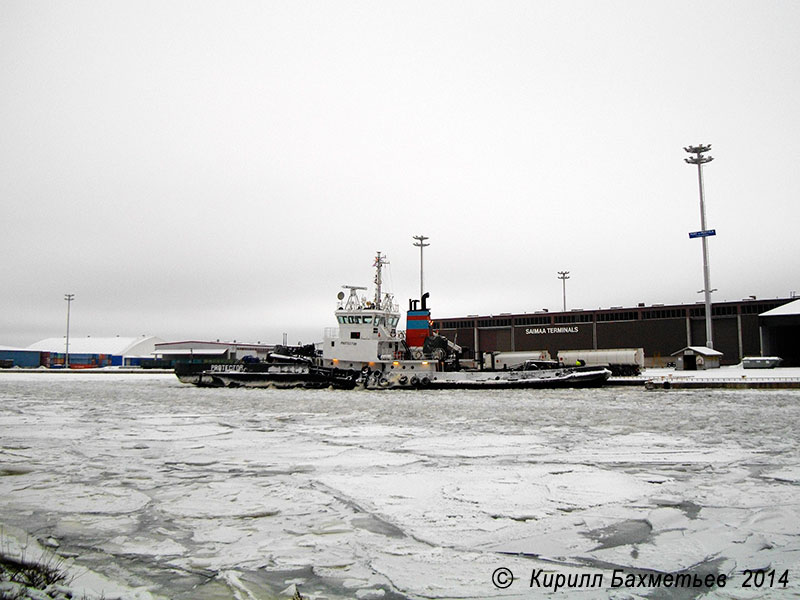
{"left": 671, "top": 346, "right": 723, "bottom": 371}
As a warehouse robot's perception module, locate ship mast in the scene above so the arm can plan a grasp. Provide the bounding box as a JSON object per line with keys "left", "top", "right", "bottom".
{"left": 373, "top": 252, "right": 389, "bottom": 309}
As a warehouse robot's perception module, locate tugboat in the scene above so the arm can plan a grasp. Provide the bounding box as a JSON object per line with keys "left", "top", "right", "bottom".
{"left": 321, "top": 253, "right": 611, "bottom": 390}
{"left": 175, "top": 252, "right": 611, "bottom": 390}
{"left": 174, "top": 345, "right": 359, "bottom": 388}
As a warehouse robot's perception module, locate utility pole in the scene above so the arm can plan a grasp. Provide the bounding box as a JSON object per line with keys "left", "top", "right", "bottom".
{"left": 412, "top": 235, "right": 429, "bottom": 299}
{"left": 64, "top": 293, "right": 75, "bottom": 368}
{"left": 557, "top": 271, "right": 570, "bottom": 312}
{"left": 684, "top": 143, "right": 715, "bottom": 349}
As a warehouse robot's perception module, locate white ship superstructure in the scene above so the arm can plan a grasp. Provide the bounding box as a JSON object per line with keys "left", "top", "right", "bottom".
{"left": 322, "top": 252, "right": 426, "bottom": 371}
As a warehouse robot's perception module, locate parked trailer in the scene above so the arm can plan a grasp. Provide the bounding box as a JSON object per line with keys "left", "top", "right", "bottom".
{"left": 483, "top": 351, "right": 551, "bottom": 370}
{"left": 557, "top": 348, "right": 644, "bottom": 376}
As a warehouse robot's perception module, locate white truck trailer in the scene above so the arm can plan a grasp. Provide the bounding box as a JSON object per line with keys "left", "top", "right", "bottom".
{"left": 557, "top": 348, "right": 644, "bottom": 376}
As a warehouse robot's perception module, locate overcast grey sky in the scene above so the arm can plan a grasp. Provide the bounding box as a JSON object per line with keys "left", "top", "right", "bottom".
{"left": 2, "top": 1, "right": 799, "bottom": 348}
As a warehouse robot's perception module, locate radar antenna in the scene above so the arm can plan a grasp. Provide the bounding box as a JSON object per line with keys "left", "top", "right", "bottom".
{"left": 341, "top": 285, "right": 367, "bottom": 310}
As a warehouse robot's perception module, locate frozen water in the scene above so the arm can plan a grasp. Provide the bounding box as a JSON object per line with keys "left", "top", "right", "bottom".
{"left": 1, "top": 372, "right": 799, "bottom": 599}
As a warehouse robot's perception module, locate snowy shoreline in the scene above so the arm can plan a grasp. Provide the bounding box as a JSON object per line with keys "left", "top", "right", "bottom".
{"left": 0, "top": 368, "right": 174, "bottom": 375}
{"left": 5, "top": 364, "right": 800, "bottom": 389}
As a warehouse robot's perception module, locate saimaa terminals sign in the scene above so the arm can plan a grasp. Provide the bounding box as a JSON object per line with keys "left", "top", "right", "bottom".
{"left": 689, "top": 229, "right": 716, "bottom": 239}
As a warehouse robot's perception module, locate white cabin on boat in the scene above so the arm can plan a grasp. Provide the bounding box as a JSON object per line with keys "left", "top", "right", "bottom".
{"left": 320, "top": 253, "right": 436, "bottom": 378}
{"left": 322, "top": 284, "right": 405, "bottom": 368}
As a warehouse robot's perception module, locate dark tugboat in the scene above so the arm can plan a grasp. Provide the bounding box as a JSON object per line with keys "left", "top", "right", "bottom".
{"left": 174, "top": 344, "right": 358, "bottom": 389}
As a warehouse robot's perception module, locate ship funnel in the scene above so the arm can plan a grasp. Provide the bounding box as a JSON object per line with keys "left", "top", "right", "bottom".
{"left": 406, "top": 293, "right": 432, "bottom": 348}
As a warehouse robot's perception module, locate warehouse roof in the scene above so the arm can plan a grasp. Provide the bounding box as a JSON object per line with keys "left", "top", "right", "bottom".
{"left": 28, "top": 336, "right": 164, "bottom": 356}
{"left": 154, "top": 348, "right": 228, "bottom": 356}
{"left": 760, "top": 298, "right": 800, "bottom": 317}
{"left": 0, "top": 345, "right": 41, "bottom": 353}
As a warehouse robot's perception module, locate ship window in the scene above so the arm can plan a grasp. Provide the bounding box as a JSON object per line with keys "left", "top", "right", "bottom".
{"left": 337, "top": 316, "right": 345, "bottom": 324}
{"left": 362, "top": 316, "right": 373, "bottom": 324}
{"left": 391, "top": 317, "right": 399, "bottom": 326}
{"left": 350, "top": 332, "right": 360, "bottom": 339}
{"left": 347, "top": 316, "right": 360, "bottom": 324}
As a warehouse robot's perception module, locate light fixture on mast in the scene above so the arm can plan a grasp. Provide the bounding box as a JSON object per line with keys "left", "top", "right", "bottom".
{"left": 412, "top": 235, "right": 429, "bottom": 299}
{"left": 557, "top": 271, "right": 570, "bottom": 312}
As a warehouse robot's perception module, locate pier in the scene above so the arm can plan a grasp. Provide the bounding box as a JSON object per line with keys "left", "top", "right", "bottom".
{"left": 610, "top": 366, "right": 800, "bottom": 390}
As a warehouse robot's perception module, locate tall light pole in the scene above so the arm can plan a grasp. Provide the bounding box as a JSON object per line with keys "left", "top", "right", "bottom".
{"left": 64, "top": 293, "right": 75, "bottom": 368}
{"left": 684, "top": 143, "right": 715, "bottom": 349}
{"left": 557, "top": 271, "right": 570, "bottom": 312}
{"left": 412, "top": 235, "right": 429, "bottom": 299}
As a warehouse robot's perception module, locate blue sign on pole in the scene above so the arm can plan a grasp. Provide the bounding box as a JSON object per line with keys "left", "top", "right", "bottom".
{"left": 689, "top": 229, "right": 716, "bottom": 239}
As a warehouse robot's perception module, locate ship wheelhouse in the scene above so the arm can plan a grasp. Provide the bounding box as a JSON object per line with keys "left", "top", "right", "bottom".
{"left": 322, "top": 255, "right": 407, "bottom": 368}
{"left": 325, "top": 306, "right": 404, "bottom": 365}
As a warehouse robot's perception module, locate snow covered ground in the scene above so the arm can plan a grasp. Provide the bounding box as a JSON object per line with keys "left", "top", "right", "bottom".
{"left": 1, "top": 372, "right": 799, "bottom": 599}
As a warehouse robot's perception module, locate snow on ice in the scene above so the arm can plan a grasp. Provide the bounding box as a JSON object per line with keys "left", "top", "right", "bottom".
{"left": 1, "top": 372, "right": 799, "bottom": 599}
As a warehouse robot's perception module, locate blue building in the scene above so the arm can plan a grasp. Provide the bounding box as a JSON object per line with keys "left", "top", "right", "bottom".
{"left": 0, "top": 346, "right": 43, "bottom": 368}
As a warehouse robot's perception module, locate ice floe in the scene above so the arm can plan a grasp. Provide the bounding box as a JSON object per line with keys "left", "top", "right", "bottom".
{"left": 1, "top": 373, "right": 799, "bottom": 599}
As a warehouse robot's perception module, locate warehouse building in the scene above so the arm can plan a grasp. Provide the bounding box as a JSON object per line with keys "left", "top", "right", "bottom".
{"left": 28, "top": 336, "right": 164, "bottom": 367}
{"left": 0, "top": 346, "right": 43, "bottom": 368}
{"left": 759, "top": 299, "right": 800, "bottom": 367}
{"left": 433, "top": 297, "right": 796, "bottom": 367}
{"left": 153, "top": 340, "right": 274, "bottom": 365}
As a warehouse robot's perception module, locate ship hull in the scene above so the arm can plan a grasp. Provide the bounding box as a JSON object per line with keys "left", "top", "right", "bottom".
{"left": 175, "top": 362, "right": 359, "bottom": 389}
{"left": 363, "top": 366, "right": 611, "bottom": 390}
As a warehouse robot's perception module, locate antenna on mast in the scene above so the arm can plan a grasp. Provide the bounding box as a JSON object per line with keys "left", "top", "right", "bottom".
{"left": 373, "top": 252, "right": 389, "bottom": 308}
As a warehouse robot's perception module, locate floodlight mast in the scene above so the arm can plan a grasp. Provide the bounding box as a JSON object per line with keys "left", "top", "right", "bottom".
{"left": 684, "top": 143, "right": 715, "bottom": 349}
{"left": 64, "top": 293, "right": 75, "bottom": 368}
{"left": 557, "top": 271, "right": 570, "bottom": 312}
{"left": 412, "top": 235, "right": 430, "bottom": 299}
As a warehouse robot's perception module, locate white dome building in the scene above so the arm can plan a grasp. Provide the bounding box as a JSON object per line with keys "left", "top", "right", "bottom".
{"left": 28, "top": 336, "right": 164, "bottom": 367}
